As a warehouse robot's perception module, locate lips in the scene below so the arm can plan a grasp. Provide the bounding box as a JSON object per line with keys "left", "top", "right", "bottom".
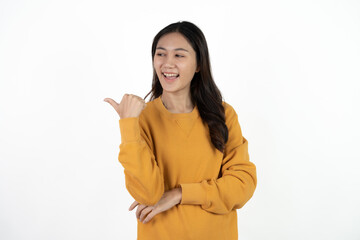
{"left": 162, "top": 72, "right": 179, "bottom": 81}
{"left": 163, "top": 72, "right": 179, "bottom": 78}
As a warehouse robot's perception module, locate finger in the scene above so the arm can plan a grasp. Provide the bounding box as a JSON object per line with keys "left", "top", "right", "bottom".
{"left": 139, "top": 207, "right": 153, "bottom": 222}
{"left": 129, "top": 201, "right": 139, "bottom": 211}
{"left": 103, "top": 98, "right": 119, "bottom": 109}
{"left": 142, "top": 210, "right": 156, "bottom": 224}
{"left": 136, "top": 205, "right": 147, "bottom": 219}
{"left": 129, "top": 201, "right": 138, "bottom": 211}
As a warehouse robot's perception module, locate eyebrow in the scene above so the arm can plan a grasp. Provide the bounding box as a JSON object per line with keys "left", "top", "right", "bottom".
{"left": 156, "top": 47, "right": 189, "bottom": 52}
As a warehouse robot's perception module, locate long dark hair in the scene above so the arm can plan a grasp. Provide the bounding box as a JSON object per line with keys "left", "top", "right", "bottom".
{"left": 144, "top": 21, "right": 228, "bottom": 153}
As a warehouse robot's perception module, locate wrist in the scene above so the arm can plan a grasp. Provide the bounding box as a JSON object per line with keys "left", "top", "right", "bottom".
{"left": 174, "top": 187, "right": 182, "bottom": 205}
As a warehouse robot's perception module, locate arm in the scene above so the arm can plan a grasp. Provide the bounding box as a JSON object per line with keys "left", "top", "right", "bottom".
{"left": 118, "top": 116, "right": 165, "bottom": 206}
{"left": 179, "top": 104, "right": 257, "bottom": 214}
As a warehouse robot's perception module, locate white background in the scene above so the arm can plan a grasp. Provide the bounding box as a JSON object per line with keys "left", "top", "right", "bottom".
{"left": 1, "top": 0, "right": 359, "bottom": 239}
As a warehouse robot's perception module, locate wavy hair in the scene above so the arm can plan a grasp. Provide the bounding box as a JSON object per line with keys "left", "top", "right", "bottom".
{"left": 144, "top": 21, "right": 228, "bottom": 153}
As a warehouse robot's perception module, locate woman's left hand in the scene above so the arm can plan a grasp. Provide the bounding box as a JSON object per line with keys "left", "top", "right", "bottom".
{"left": 128, "top": 188, "right": 182, "bottom": 224}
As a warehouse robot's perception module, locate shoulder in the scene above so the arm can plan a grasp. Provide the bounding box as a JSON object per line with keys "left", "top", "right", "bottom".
{"left": 221, "top": 100, "right": 238, "bottom": 124}
{"left": 140, "top": 98, "right": 158, "bottom": 116}
{"left": 221, "top": 101, "right": 244, "bottom": 142}
{"left": 138, "top": 98, "right": 161, "bottom": 126}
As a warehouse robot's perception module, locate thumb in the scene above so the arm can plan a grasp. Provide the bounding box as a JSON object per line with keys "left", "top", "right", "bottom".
{"left": 103, "top": 98, "right": 118, "bottom": 109}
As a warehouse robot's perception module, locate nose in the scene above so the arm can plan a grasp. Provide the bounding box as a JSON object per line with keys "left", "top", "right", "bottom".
{"left": 163, "top": 55, "right": 175, "bottom": 68}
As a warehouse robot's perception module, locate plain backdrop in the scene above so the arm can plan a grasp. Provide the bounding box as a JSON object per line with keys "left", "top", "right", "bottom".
{"left": 1, "top": 0, "right": 359, "bottom": 239}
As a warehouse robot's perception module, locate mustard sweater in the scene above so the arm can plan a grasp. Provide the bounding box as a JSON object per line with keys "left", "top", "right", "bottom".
{"left": 118, "top": 95, "right": 257, "bottom": 240}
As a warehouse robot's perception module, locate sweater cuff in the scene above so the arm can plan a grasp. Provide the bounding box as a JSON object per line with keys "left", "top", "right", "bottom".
{"left": 180, "top": 182, "right": 207, "bottom": 205}
{"left": 119, "top": 117, "right": 141, "bottom": 143}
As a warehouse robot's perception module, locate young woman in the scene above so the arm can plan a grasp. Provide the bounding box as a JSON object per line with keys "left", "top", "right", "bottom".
{"left": 104, "top": 21, "right": 257, "bottom": 240}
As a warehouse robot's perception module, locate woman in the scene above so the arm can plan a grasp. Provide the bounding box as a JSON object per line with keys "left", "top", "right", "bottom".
{"left": 104, "top": 21, "right": 257, "bottom": 240}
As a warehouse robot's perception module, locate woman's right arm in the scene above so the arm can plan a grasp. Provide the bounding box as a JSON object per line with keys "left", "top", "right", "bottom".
{"left": 104, "top": 94, "right": 164, "bottom": 206}
{"left": 118, "top": 116, "right": 165, "bottom": 206}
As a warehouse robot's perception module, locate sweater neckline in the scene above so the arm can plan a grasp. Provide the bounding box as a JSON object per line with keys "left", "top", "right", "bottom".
{"left": 155, "top": 95, "right": 199, "bottom": 120}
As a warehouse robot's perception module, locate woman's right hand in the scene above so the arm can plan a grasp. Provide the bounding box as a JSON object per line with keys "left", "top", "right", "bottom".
{"left": 104, "top": 94, "right": 147, "bottom": 119}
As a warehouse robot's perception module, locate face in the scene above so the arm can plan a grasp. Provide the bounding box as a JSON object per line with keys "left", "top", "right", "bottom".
{"left": 153, "top": 32, "right": 199, "bottom": 95}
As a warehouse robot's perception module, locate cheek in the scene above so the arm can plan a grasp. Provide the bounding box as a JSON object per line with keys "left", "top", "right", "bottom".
{"left": 153, "top": 62, "right": 161, "bottom": 73}
{"left": 181, "top": 63, "right": 197, "bottom": 76}
{"left": 153, "top": 64, "right": 162, "bottom": 78}
{"left": 153, "top": 57, "right": 161, "bottom": 67}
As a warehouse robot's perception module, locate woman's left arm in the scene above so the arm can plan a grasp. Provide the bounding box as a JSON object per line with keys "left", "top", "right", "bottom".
{"left": 179, "top": 103, "right": 257, "bottom": 214}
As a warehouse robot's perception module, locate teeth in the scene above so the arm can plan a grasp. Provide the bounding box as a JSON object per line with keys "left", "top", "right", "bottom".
{"left": 163, "top": 73, "right": 178, "bottom": 77}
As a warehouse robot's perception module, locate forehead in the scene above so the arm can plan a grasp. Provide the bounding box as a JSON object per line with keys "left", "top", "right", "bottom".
{"left": 156, "top": 32, "right": 194, "bottom": 52}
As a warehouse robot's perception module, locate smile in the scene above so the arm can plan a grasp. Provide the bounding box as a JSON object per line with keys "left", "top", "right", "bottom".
{"left": 162, "top": 72, "right": 179, "bottom": 82}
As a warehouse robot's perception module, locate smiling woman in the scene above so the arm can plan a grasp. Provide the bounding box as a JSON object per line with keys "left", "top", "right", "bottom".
{"left": 153, "top": 32, "right": 200, "bottom": 110}
{"left": 105, "top": 21, "right": 257, "bottom": 240}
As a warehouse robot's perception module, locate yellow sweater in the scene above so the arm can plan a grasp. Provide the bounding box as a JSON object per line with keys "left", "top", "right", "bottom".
{"left": 118, "top": 95, "right": 257, "bottom": 240}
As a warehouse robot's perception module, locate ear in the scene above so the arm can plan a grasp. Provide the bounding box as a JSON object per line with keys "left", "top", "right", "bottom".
{"left": 195, "top": 66, "right": 200, "bottom": 73}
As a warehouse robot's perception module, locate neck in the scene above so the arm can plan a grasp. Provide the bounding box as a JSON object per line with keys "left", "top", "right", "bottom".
{"left": 161, "top": 92, "right": 194, "bottom": 114}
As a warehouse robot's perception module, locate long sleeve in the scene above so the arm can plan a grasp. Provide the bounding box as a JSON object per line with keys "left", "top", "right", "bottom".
{"left": 179, "top": 104, "right": 257, "bottom": 214}
{"left": 118, "top": 116, "right": 165, "bottom": 206}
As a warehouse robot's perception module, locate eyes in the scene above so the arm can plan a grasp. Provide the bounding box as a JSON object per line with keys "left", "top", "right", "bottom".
{"left": 156, "top": 53, "right": 184, "bottom": 58}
